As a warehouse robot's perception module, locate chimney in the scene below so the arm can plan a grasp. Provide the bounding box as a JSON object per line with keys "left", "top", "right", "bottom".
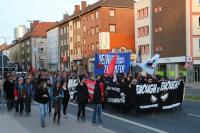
{"left": 81, "top": 1, "right": 87, "bottom": 10}
{"left": 63, "top": 12, "right": 69, "bottom": 19}
{"left": 30, "top": 20, "right": 40, "bottom": 30}
{"left": 74, "top": 5, "right": 80, "bottom": 14}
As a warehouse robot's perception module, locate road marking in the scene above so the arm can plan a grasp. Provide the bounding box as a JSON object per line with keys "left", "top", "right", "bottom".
{"left": 187, "top": 114, "right": 200, "bottom": 118}
{"left": 69, "top": 102, "right": 168, "bottom": 133}
{"left": 67, "top": 114, "right": 116, "bottom": 133}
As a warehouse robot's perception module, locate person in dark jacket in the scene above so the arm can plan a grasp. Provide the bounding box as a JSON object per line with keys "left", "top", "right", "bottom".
{"left": 92, "top": 75, "right": 104, "bottom": 124}
{"left": 14, "top": 77, "right": 26, "bottom": 116}
{"left": 62, "top": 81, "right": 70, "bottom": 118}
{"left": 24, "top": 77, "right": 35, "bottom": 116}
{"left": 37, "top": 81, "right": 49, "bottom": 128}
{"left": 3, "top": 75, "right": 15, "bottom": 111}
{"left": 52, "top": 81, "right": 64, "bottom": 125}
{"left": 47, "top": 79, "right": 53, "bottom": 116}
{"left": 76, "top": 76, "right": 89, "bottom": 121}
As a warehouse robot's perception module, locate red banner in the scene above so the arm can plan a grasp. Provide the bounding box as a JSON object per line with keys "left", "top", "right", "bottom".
{"left": 85, "top": 79, "right": 96, "bottom": 101}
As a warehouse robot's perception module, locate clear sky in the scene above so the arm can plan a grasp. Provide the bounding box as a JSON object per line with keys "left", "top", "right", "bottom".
{"left": 0, "top": 0, "right": 98, "bottom": 44}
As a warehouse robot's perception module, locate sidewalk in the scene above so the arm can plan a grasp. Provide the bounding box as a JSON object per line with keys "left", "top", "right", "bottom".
{"left": 185, "top": 83, "right": 200, "bottom": 89}
{"left": 0, "top": 106, "right": 114, "bottom": 133}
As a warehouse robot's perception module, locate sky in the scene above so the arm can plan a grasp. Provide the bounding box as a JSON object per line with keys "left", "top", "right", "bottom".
{"left": 0, "top": 0, "right": 98, "bottom": 44}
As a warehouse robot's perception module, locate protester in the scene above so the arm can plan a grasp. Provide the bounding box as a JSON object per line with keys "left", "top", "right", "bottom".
{"left": 62, "top": 81, "right": 70, "bottom": 118}
{"left": 92, "top": 76, "right": 104, "bottom": 124}
{"left": 52, "top": 81, "right": 64, "bottom": 124}
{"left": 76, "top": 76, "right": 89, "bottom": 121}
{"left": 37, "top": 81, "right": 49, "bottom": 127}
{"left": 24, "top": 77, "right": 35, "bottom": 116}
{"left": 3, "top": 75, "right": 15, "bottom": 111}
{"left": 14, "top": 77, "right": 26, "bottom": 116}
{"left": 47, "top": 79, "right": 53, "bottom": 116}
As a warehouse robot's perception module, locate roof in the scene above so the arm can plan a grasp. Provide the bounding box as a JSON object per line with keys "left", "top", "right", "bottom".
{"left": 58, "top": 0, "right": 134, "bottom": 26}
{"left": 0, "top": 44, "right": 11, "bottom": 51}
{"left": 21, "top": 22, "right": 57, "bottom": 41}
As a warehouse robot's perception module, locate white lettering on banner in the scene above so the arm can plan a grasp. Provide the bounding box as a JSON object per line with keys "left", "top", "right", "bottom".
{"left": 162, "top": 103, "right": 180, "bottom": 110}
{"left": 107, "top": 86, "right": 121, "bottom": 93}
{"left": 160, "top": 81, "right": 180, "bottom": 91}
{"left": 140, "top": 104, "right": 158, "bottom": 109}
{"left": 136, "top": 84, "right": 158, "bottom": 95}
{"left": 68, "top": 79, "right": 79, "bottom": 99}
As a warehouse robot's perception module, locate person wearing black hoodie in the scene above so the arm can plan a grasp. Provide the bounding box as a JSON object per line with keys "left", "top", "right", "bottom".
{"left": 3, "top": 75, "right": 15, "bottom": 111}
{"left": 62, "top": 80, "right": 70, "bottom": 118}
{"left": 76, "top": 76, "right": 89, "bottom": 121}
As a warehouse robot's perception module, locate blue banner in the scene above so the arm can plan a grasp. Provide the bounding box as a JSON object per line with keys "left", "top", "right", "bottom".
{"left": 94, "top": 53, "right": 131, "bottom": 75}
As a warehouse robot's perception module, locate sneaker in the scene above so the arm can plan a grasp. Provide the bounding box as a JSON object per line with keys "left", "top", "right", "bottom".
{"left": 63, "top": 114, "right": 67, "bottom": 118}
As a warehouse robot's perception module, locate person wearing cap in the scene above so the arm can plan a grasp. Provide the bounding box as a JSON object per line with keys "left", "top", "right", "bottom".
{"left": 76, "top": 76, "right": 89, "bottom": 121}
{"left": 14, "top": 77, "right": 25, "bottom": 116}
{"left": 24, "top": 77, "right": 35, "bottom": 117}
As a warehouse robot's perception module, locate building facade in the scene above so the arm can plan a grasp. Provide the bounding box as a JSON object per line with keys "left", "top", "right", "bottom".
{"left": 135, "top": 0, "right": 200, "bottom": 83}
{"left": 47, "top": 27, "right": 59, "bottom": 71}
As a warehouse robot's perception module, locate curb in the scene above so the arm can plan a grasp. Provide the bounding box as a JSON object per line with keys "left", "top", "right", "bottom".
{"left": 185, "top": 99, "right": 200, "bottom": 102}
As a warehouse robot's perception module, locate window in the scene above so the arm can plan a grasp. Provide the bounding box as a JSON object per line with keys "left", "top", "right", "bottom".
{"left": 158, "top": 6, "right": 162, "bottom": 12}
{"left": 159, "top": 26, "right": 163, "bottom": 32}
{"left": 70, "top": 25, "right": 72, "bottom": 30}
{"left": 61, "top": 40, "right": 63, "bottom": 46}
{"left": 91, "top": 13, "right": 94, "bottom": 20}
{"left": 155, "top": 27, "right": 159, "bottom": 32}
{"left": 74, "top": 23, "right": 76, "bottom": 30}
{"left": 64, "top": 27, "right": 66, "bottom": 34}
{"left": 91, "top": 27, "right": 95, "bottom": 35}
{"left": 96, "top": 43, "right": 99, "bottom": 50}
{"left": 87, "top": 16, "right": 90, "bottom": 21}
{"left": 76, "top": 35, "right": 80, "bottom": 42}
{"left": 87, "top": 30, "right": 90, "bottom": 35}
{"left": 95, "top": 11, "right": 99, "bottom": 19}
{"left": 199, "top": 17, "right": 200, "bottom": 26}
{"left": 77, "top": 21, "right": 80, "bottom": 29}
{"left": 64, "top": 40, "right": 66, "bottom": 45}
{"left": 83, "top": 38, "right": 86, "bottom": 45}
{"left": 64, "top": 50, "right": 67, "bottom": 56}
{"left": 199, "top": 39, "right": 200, "bottom": 49}
{"left": 40, "top": 48, "right": 44, "bottom": 52}
{"left": 144, "top": 7, "right": 148, "bottom": 18}
{"left": 70, "top": 37, "right": 72, "bottom": 42}
{"left": 137, "top": 10, "right": 140, "bottom": 19}
{"left": 109, "top": 24, "right": 116, "bottom": 32}
{"left": 83, "top": 25, "right": 86, "bottom": 32}
{"left": 67, "top": 26, "right": 69, "bottom": 32}
{"left": 96, "top": 26, "right": 99, "bottom": 33}
{"left": 78, "top": 48, "right": 81, "bottom": 54}
{"left": 154, "top": 8, "right": 158, "bottom": 13}
{"left": 109, "top": 9, "right": 115, "bottom": 17}
{"left": 60, "top": 28, "right": 63, "bottom": 35}
{"left": 92, "top": 44, "right": 95, "bottom": 51}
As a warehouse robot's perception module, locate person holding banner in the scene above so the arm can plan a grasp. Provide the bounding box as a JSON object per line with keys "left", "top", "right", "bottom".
{"left": 76, "top": 76, "right": 89, "bottom": 121}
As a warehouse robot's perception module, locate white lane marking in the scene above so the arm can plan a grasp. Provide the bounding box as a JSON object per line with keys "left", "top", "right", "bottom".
{"left": 187, "top": 114, "right": 200, "bottom": 118}
{"left": 69, "top": 102, "right": 168, "bottom": 133}
{"left": 67, "top": 114, "right": 116, "bottom": 133}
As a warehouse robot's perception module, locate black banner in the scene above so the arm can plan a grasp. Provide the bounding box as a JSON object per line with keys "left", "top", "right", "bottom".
{"left": 106, "top": 80, "right": 185, "bottom": 110}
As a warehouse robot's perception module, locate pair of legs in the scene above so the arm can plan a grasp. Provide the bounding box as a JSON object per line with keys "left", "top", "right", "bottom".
{"left": 6, "top": 99, "right": 14, "bottom": 111}
{"left": 15, "top": 98, "right": 24, "bottom": 115}
{"left": 62, "top": 100, "right": 69, "bottom": 116}
{"left": 53, "top": 102, "right": 62, "bottom": 124}
{"left": 77, "top": 100, "right": 86, "bottom": 121}
{"left": 92, "top": 104, "right": 102, "bottom": 124}
{"left": 39, "top": 103, "right": 47, "bottom": 127}
{"left": 25, "top": 97, "right": 31, "bottom": 116}
{"left": 47, "top": 98, "right": 52, "bottom": 115}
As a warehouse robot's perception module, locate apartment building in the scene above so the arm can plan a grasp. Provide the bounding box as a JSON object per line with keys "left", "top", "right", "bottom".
{"left": 135, "top": 0, "right": 200, "bottom": 83}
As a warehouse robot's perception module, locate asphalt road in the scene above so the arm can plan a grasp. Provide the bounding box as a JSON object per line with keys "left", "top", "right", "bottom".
{"left": 0, "top": 100, "right": 199, "bottom": 133}
{"left": 67, "top": 100, "right": 200, "bottom": 133}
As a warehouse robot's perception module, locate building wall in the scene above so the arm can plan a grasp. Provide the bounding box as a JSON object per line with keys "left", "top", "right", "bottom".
{"left": 100, "top": 7, "right": 135, "bottom": 52}
{"left": 47, "top": 27, "right": 59, "bottom": 71}
{"left": 134, "top": 0, "right": 152, "bottom": 61}
{"left": 152, "top": 0, "right": 186, "bottom": 58}
{"left": 59, "top": 22, "right": 69, "bottom": 70}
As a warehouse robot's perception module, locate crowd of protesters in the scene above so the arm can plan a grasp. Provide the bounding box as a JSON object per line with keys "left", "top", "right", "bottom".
{"left": 0, "top": 69, "right": 180, "bottom": 128}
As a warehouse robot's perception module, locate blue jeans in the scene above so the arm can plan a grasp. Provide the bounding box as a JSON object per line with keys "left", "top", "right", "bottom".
{"left": 92, "top": 104, "right": 102, "bottom": 123}
{"left": 39, "top": 104, "right": 47, "bottom": 126}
